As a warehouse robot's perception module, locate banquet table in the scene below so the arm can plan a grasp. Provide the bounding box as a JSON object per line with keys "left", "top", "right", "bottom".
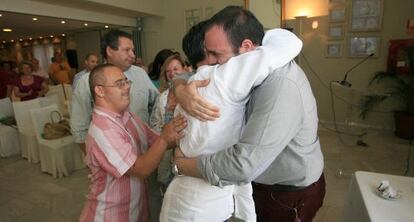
{"left": 344, "top": 171, "right": 414, "bottom": 222}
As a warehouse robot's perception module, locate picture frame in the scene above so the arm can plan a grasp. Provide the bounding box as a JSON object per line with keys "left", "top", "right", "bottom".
{"left": 326, "top": 42, "right": 343, "bottom": 57}
{"left": 350, "top": 0, "right": 384, "bottom": 31}
{"left": 348, "top": 36, "right": 380, "bottom": 57}
{"left": 329, "top": 8, "right": 346, "bottom": 23}
{"left": 328, "top": 25, "right": 345, "bottom": 39}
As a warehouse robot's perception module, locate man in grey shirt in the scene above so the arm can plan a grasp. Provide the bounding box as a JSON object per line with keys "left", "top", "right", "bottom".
{"left": 173, "top": 6, "right": 325, "bottom": 222}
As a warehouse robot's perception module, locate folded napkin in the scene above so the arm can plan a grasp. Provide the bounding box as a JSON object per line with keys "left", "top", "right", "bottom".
{"left": 377, "top": 180, "right": 401, "bottom": 200}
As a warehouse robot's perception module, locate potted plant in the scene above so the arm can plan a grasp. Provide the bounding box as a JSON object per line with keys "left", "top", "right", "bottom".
{"left": 359, "top": 46, "right": 414, "bottom": 139}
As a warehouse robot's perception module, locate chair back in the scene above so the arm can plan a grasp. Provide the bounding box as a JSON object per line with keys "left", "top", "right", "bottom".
{"left": 46, "top": 84, "right": 72, "bottom": 101}
{"left": 39, "top": 94, "right": 63, "bottom": 113}
{"left": 0, "top": 97, "right": 14, "bottom": 118}
{"left": 12, "top": 98, "right": 41, "bottom": 132}
{"left": 30, "top": 104, "right": 60, "bottom": 141}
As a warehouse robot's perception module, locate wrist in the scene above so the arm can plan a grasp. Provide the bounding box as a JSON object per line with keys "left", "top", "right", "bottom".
{"left": 157, "top": 136, "right": 169, "bottom": 150}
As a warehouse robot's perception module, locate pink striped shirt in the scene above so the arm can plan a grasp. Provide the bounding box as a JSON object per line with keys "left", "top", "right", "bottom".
{"left": 80, "top": 106, "right": 159, "bottom": 222}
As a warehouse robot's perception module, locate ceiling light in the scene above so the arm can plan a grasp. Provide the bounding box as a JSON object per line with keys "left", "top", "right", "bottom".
{"left": 39, "top": 36, "right": 43, "bottom": 39}
{"left": 84, "top": 23, "right": 88, "bottom": 26}
{"left": 104, "top": 25, "right": 109, "bottom": 28}
{"left": 32, "top": 17, "right": 38, "bottom": 21}
{"left": 61, "top": 34, "right": 65, "bottom": 37}
{"left": 29, "top": 37, "right": 32, "bottom": 40}
{"left": 19, "top": 39, "right": 23, "bottom": 41}
{"left": 2, "top": 28, "right": 12, "bottom": 32}
{"left": 50, "top": 35, "right": 54, "bottom": 38}
{"left": 0, "top": 14, "right": 2, "bottom": 17}
{"left": 10, "top": 40, "right": 14, "bottom": 42}
{"left": 2, "top": 41, "right": 5, "bottom": 44}
{"left": 61, "top": 20, "right": 65, "bottom": 24}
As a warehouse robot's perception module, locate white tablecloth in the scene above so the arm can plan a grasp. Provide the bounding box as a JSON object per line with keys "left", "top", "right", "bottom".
{"left": 344, "top": 171, "right": 414, "bottom": 222}
{"left": 0, "top": 124, "right": 20, "bottom": 157}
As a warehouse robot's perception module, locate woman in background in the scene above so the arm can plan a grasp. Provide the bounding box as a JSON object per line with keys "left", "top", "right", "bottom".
{"left": 13, "top": 61, "right": 49, "bottom": 101}
{"left": 150, "top": 54, "right": 186, "bottom": 189}
{"left": 148, "top": 49, "right": 175, "bottom": 91}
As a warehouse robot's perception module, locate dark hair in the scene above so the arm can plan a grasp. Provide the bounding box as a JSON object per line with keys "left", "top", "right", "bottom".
{"left": 85, "top": 53, "right": 98, "bottom": 60}
{"left": 100, "top": 29, "right": 133, "bottom": 59}
{"left": 207, "top": 6, "right": 264, "bottom": 53}
{"left": 148, "top": 49, "right": 175, "bottom": 80}
{"left": 18, "top": 60, "right": 33, "bottom": 75}
{"left": 182, "top": 20, "right": 209, "bottom": 69}
{"left": 89, "top": 63, "right": 115, "bottom": 101}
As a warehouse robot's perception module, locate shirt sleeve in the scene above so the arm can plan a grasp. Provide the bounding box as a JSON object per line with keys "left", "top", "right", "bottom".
{"left": 210, "top": 29, "right": 302, "bottom": 104}
{"left": 149, "top": 95, "right": 164, "bottom": 133}
{"left": 197, "top": 75, "right": 304, "bottom": 186}
{"left": 145, "top": 72, "right": 159, "bottom": 115}
{"left": 70, "top": 74, "right": 92, "bottom": 143}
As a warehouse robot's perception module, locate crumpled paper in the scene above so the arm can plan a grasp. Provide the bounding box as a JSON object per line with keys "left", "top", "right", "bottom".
{"left": 377, "top": 180, "right": 401, "bottom": 200}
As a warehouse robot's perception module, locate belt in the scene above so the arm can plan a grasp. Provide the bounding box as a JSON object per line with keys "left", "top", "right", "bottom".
{"left": 252, "top": 182, "right": 307, "bottom": 192}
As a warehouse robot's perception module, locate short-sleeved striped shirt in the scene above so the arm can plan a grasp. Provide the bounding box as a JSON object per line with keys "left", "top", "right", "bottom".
{"left": 80, "top": 106, "right": 159, "bottom": 222}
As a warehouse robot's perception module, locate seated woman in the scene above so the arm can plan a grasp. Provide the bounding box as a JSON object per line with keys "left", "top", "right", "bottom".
{"left": 13, "top": 61, "right": 49, "bottom": 101}
{"left": 150, "top": 54, "right": 187, "bottom": 188}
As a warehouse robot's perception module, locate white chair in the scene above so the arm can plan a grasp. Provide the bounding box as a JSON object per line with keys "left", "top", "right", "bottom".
{"left": 0, "top": 98, "right": 20, "bottom": 157}
{"left": 45, "top": 84, "right": 72, "bottom": 116}
{"left": 12, "top": 99, "right": 41, "bottom": 162}
{"left": 30, "top": 104, "right": 85, "bottom": 178}
{"left": 39, "top": 94, "right": 65, "bottom": 114}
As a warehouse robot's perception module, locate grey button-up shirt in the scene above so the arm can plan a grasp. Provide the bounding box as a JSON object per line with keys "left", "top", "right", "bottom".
{"left": 198, "top": 61, "right": 324, "bottom": 187}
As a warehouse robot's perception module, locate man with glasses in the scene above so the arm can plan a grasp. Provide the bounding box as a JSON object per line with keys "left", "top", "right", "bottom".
{"left": 79, "top": 63, "right": 186, "bottom": 222}
{"left": 71, "top": 29, "right": 159, "bottom": 154}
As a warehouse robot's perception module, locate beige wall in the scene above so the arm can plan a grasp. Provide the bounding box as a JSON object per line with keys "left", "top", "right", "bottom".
{"left": 248, "top": 0, "right": 281, "bottom": 29}
{"left": 141, "top": 0, "right": 244, "bottom": 65}
{"left": 285, "top": 0, "right": 414, "bottom": 129}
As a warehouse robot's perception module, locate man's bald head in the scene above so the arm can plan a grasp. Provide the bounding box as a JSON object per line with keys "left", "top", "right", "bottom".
{"left": 89, "top": 63, "right": 114, "bottom": 101}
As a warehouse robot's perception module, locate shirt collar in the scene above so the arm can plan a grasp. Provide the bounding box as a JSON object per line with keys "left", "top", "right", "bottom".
{"left": 94, "top": 105, "right": 131, "bottom": 125}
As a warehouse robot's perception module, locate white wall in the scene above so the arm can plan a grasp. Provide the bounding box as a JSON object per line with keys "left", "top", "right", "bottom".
{"left": 141, "top": 0, "right": 244, "bottom": 65}
{"left": 70, "top": 31, "right": 102, "bottom": 71}
{"left": 285, "top": 0, "right": 414, "bottom": 130}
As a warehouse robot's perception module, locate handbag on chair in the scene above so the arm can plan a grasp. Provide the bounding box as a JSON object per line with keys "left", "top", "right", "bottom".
{"left": 43, "top": 110, "right": 71, "bottom": 140}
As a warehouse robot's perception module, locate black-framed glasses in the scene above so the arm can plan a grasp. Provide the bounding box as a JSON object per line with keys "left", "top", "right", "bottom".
{"left": 98, "top": 78, "right": 132, "bottom": 89}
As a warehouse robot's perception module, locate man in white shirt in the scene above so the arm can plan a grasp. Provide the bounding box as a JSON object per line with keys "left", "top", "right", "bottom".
{"left": 72, "top": 53, "right": 99, "bottom": 90}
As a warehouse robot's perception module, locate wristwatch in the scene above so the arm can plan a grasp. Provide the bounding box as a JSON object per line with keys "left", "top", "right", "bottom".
{"left": 171, "top": 161, "right": 183, "bottom": 177}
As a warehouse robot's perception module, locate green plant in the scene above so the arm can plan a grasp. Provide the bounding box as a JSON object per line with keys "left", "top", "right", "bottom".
{"left": 359, "top": 46, "right": 414, "bottom": 119}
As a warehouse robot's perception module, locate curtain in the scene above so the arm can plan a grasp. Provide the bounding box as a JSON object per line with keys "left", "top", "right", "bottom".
{"left": 33, "top": 44, "right": 54, "bottom": 71}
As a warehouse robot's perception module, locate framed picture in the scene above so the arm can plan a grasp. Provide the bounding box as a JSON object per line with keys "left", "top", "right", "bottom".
{"left": 329, "top": 8, "right": 346, "bottom": 22}
{"left": 328, "top": 25, "right": 345, "bottom": 39}
{"left": 326, "top": 42, "right": 343, "bottom": 57}
{"left": 350, "top": 0, "right": 384, "bottom": 31}
{"left": 348, "top": 36, "right": 380, "bottom": 57}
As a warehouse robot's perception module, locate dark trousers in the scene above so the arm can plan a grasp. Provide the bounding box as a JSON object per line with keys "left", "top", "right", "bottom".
{"left": 252, "top": 174, "right": 326, "bottom": 222}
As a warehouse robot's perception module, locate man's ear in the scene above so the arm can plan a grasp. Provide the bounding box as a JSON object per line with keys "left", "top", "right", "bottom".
{"left": 95, "top": 86, "right": 105, "bottom": 98}
{"left": 238, "top": 39, "right": 255, "bottom": 54}
{"left": 106, "top": 46, "right": 113, "bottom": 59}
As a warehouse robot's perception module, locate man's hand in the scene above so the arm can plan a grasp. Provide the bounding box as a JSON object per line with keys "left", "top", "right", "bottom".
{"left": 160, "top": 115, "right": 187, "bottom": 148}
{"left": 175, "top": 79, "right": 220, "bottom": 121}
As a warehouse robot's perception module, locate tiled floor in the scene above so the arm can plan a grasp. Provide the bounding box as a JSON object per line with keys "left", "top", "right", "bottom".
{"left": 0, "top": 125, "right": 413, "bottom": 222}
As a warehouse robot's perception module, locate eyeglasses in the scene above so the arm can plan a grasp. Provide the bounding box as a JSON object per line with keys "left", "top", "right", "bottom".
{"left": 98, "top": 78, "right": 132, "bottom": 89}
